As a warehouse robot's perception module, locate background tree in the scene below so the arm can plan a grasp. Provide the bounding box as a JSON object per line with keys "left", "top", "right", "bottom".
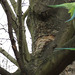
{"left": 0, "top": 0, "right": 75, "bottom": 75}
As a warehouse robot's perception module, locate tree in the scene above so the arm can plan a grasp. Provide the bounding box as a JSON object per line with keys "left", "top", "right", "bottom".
{"left": 0, "top": 0, "right": 75, "bottom": 75}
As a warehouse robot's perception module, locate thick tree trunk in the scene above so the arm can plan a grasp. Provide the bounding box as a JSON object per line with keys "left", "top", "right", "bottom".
{"left": 27, "top": 0, "right": 71, "bottom": 53}
{"left": 0, "top": 0, "right": 75, "bottom": 75}
{"left": 26, "top": 0, "right": 75, "bottom": 75}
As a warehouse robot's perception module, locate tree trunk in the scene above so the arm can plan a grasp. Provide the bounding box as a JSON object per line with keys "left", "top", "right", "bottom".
{"left": 0, "top": 0, "right": 75, "bottom": 75}
{"left": 26, "top": 0, "right": 75, "bottom": 75}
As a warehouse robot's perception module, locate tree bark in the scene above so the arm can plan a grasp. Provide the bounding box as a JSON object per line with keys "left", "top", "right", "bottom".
{"left": 0, "top": 0, "right": 75, "bottom": 75}
{"left": 26, "top": 0, "right": 75, "bottom": 75}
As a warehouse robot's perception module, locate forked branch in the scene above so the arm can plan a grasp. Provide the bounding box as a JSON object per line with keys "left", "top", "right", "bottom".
{"left": 1, "top": 0, "right": 26, "bottom": 74}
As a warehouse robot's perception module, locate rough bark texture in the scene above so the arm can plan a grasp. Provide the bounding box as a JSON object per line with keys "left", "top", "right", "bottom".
{"left": 27, "top": 0, "right": 71, "bottom": 52}
{"left": 0, "top": 0, "right": 75, "bottom": 75}
{"left": 26, "top": 0, "right": 75, "bottom": 75}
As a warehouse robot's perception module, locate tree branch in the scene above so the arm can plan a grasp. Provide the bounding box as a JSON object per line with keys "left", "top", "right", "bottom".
{"left": 23, "top": 7, "right": 29, "bottom": 21}
{"left": 17, "top": 0, "right": 31, "bottom": 62}
{"left": 0, "top": 0, "right": 30, "bottom": 62}
{"left": 0, "top": 0, "right": 19, "bottom": 39}
{"left": 0, "top": 0, "right": 27, "bottom": 74}
{"left": 0, "top": 47, "right": 18, "bottom": 67}
{"left": 0, "top": 67, "right": 11, "bottom": 75}
{"left": 17, "top": 0, "right": 24, "bottom": 63}
{"left": 9, "top": 0, "right": 17, "bottom": 14}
